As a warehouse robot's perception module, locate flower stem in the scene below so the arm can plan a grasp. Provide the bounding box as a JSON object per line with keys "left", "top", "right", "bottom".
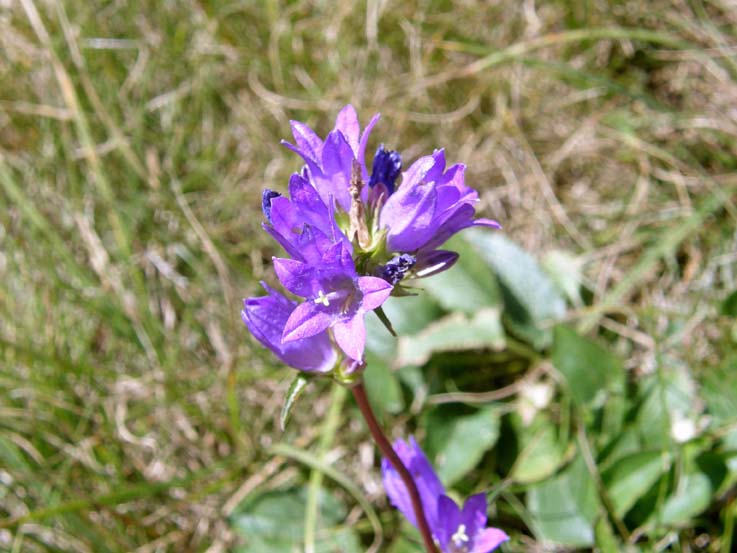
{"left": 351, "top": 382, "right": 439, "bottom": 553}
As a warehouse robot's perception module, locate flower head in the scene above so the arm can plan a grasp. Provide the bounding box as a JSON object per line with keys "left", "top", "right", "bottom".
{"left": 281, "top": 106, "right": 499, "bottom": 279}
{"left": 382, "top": 437, "right": 508, "bottom": 553}
{"left": 243, "top": 105, "right": 500, "bottom": 373}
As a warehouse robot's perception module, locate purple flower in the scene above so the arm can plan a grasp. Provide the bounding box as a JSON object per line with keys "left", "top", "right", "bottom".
{"left": 282, "top": 105, "right": 380, "bottom": 212}
{"left": 379, "top": 149, "right": 500, "bottom": 254}
{"left": 382, "top": 437, "right": 508, "bottom": 553}
{"left": 244, "top": 105, "right": 502, "bottom": 372}
{"left": 274, "top": 240, "right": 392, "bottom": 361}
{"left": 281, "top": 106, "right": 500, "bottom": 279}
{"left": 241, "top": 283, "right": 337, "bottom": 373}
{"left": 262, "top": 173, "right": 348, "bottom": 264}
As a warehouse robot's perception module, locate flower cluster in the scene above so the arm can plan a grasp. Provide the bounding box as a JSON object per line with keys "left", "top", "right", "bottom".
{"left": 382, "top": 437, "right": 508, "bottom": 553}
{"left": 242, "top": 105, "right": 500, "bottom": 376}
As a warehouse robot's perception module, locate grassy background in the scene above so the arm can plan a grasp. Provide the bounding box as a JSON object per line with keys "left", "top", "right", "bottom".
{"left": 1, "top": 0, "right": 736, "bottom": 551}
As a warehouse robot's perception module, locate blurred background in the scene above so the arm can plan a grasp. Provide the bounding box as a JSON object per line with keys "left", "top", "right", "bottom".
{"left": 2, "top": 1, "right": 736, "bottom": 551}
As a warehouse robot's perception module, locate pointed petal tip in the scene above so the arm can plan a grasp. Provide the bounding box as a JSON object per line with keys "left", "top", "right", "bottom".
{"left": 473, "top": 218, "right": 502, "bottom": 230}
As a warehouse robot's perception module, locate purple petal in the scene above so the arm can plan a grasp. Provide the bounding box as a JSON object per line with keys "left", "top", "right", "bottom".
{"left": 416, "top": 203, "right": 476, "bottom": 252}
{"left": 332, "top": 241, "right": 357, "bottom": 277}
{"left": 400, "top": 154, "right": 440, "bottom": 190}
{"left": 263, "top": 223, "right": 301, "bottom": 261}
{"left": 289, "top": 120, "right": 323, "bottom": 163}
{"left": 332, "top": 315, "right": 366, "bottom": 361}
{"left": 282, "top": 301, "right": 333, "bottom": 342}
{"left": 471, "top": 528, "right": 509, "bottom": 553}
{"left": 272, "top": 257, "right": 314, "bottom": 298}
{"left": 334, "top": 105, "right": 360, "bottom": 156}
{"left": 287, "top": 173, "right": 345, "bottom": 243}
{"left": 474, "top": 217, "right": 502, "bottom": 229}
{"left": 436, "top": 494, "right": 463, "bottom": 548}
{"left": 435, "top": 184, "right": 462, "bottom": 214}
{"left": 320, "top": 130, "right": 354, "bottom": 211}
{"left": 381, "top": 457, "right": 417, "bottom": 527}
{"left": 381, "top": 182, "right": 439, "bottom": 252}
{"left": 357, "top": 276, "right": 393, "bottom": 311}
{"left": 267, "top": 200, "right": 334, "bottom": 264}
{"left": 461, "top": 493, "right": 488, "bottom": 534}
{"left": 280, "top": 139, "right": 305, "bottom": 159}
{"left": 242, "top": 285, "right": 336, "bottom": 372}
{"left": 423, "top": 149, "right": 447, "bottom": 184}
{"left": 436, "top": 162, "right": 466, "bottom": 189}
{"left": 358, "top": 113, "right": 381, "bottom": 179}
{"left": 382, "top": 437, "right": 445, "bottom": 530}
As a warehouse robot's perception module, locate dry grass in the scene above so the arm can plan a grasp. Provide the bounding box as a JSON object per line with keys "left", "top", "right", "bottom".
{"left": 1, "top": 0, "right": 736, "bottom": 551}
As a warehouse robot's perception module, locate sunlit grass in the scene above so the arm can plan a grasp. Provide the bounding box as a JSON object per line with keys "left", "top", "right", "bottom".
{"left": 1, "top": 0, "right": 736, "bottom": 551}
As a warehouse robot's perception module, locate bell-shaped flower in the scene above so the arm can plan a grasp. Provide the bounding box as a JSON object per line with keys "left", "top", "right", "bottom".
{"left": 381, "top": 437, "right": 445, "bottom": 531}
{"left": 379, "top": 149, "right": 500, "bottom": 254}
{"left": 261, "top": 172, "right": 349, "bottom": 264}
{"left": 382, "top": 437, "right": 509, "bottom": 553}
{"left": 282, "top": 105, "right": 380, "bottom": 212}
{"left": 241, "top": 283, "right": 337, "bottom": 373}
{"left": 280, "top": 106, "right": 500, "bottom": 283}
{"left": 274, "top": 241, "right": 392, "bottom": 361}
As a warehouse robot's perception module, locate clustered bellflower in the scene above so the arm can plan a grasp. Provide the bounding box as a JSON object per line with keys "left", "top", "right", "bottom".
{"left": 242, "top": 105, "right": 499, "bottom": 375}
{"left": 382, "top": 438, "right": 508, "bottom": 553}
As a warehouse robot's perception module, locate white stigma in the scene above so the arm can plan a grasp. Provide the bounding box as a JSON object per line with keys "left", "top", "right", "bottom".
{"left": 314, "top": 290, "right": 331, "bottom": 307}
{"left": 452, "top": 524, "right": 469, "bottom": 545}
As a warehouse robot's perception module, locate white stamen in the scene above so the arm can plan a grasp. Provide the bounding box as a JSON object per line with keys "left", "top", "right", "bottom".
{"left": 452, "top": 524, "right": 469, "bottom": 544}
{"left": 314, "top": 290, "right": 331, "bottom": 307}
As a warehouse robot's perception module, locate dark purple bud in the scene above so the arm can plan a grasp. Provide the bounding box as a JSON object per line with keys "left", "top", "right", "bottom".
{"left": 379, "top": 253, "right": 416, "bottom": 285}
{"left": 413, "top": 250, "right": 459, "bottom": 278}
{"left": 369, "top": 144, "right": 402, "bottom": 195}
{"left": 262, "top": 189, "right": 282, "bottom": 223}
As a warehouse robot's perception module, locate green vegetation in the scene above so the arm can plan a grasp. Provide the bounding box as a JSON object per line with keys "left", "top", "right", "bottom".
{"left": 2, "top": 1, "right": 736, "bottom": 551}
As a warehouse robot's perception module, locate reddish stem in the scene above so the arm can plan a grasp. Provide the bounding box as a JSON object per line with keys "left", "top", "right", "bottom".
{"left": 352, "top": 382, "right": 439, "bottom": 553}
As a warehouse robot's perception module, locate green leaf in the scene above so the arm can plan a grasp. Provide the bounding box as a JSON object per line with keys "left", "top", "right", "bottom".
{"left": 660, "top": 471, "right": 712, "bottom": 526}
{"left": 542, "top": 249, "right": 584, "bottom": 306}
{"left": 658, "top": 451, "right": 727, "bottom": 526}
{"left": 701, "top": 357, "right": 737, "bottom": 425}
{"left": 594, "top": 516, "right": 620, "bottom": 553}
{"left": 527, "top": 454, "right": 599, "bottom": 547}
{"left": 602, "top": 450, "right": 671, "bottom": 517}
{"left": 387, "top": 535, "right": 423, "bottom": 553}
{"left": 363, "top": 352, "right": 404, "bottom": 416}
{"left": 464, "top": 230, "right": 566, "bottom": 349}
{"left": 424, "top": 406, "right": 500, "bottom": 485}
{"left": 280, "top": 373, "right": 310, "bottom": 431}
{"left": 635, "top": 360, "right": 698, "bottom": 448}
{"left": 721, "top": 289, "right": 737, "bottom": 317}
{"left": 365, "top": 294, "right": 442, "bottom": 361}
{"left": 421, "top": 235, "right": 501, "bottom": 314}
{"left": 510, "top": 412, "right": 567, "bottom": 484}
{"left": 552, "top": 325, "right": 624, "bottom": 409}
{"left": 229, "top": 487, "right": 361, "bottom": 552}
{"left": 397, "top": 308, "right": 505, "bottom": 367}
{"left": 699, "top": 360, "right": 737, "bottom": 485}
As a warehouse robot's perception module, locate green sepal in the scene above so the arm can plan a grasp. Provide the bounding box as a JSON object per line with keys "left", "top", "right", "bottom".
{"left": 332, "top": 362, "right": 365, "bottom": 386}
{"left": 280, "top": 373, "right": 311, "bottom": 431}
{"left": 373, "top": 306, "right": 397, "bottom": 337}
